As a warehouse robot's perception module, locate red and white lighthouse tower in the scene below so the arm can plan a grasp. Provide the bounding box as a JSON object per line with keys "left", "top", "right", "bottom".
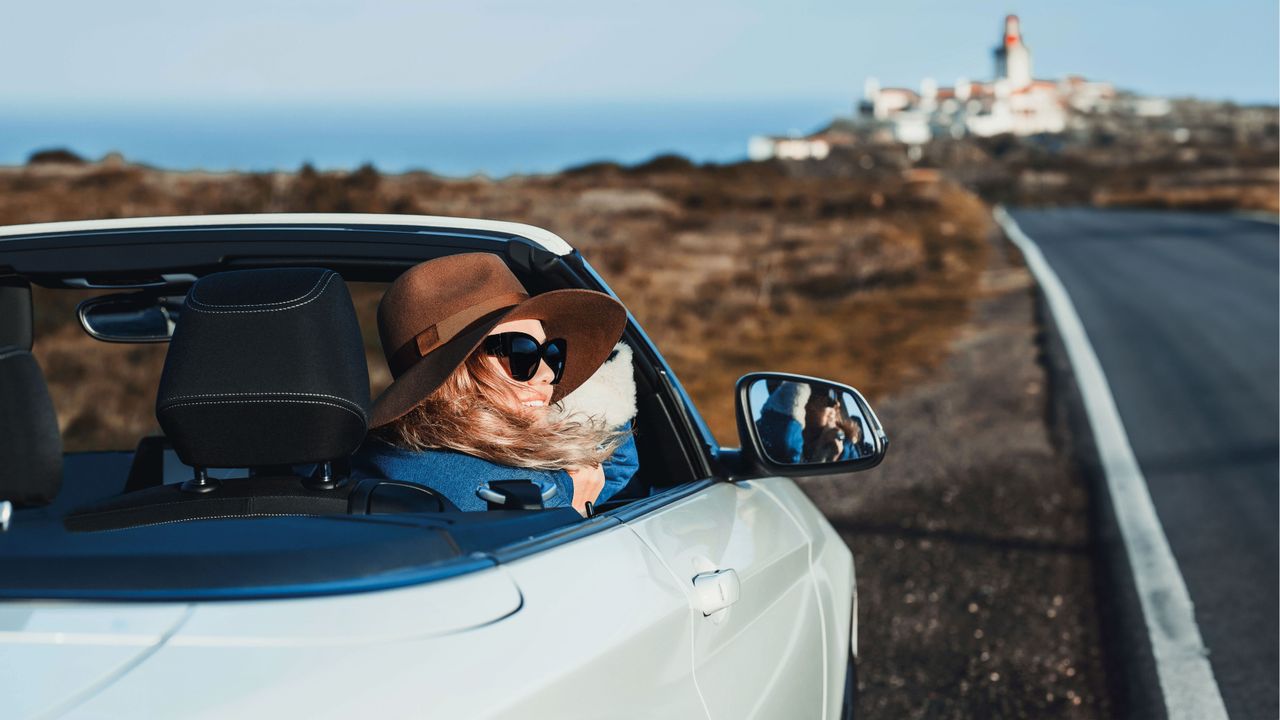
{"left": 993, "top": 14, "right": 1033, "bottom": 89}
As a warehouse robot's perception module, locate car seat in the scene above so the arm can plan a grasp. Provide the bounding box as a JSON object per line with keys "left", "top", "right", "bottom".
{"left": 67, "top": 267, "right": 457, "bottom": 532}
{"left": 0, "top": 277, "right": 62, "bottom": 508}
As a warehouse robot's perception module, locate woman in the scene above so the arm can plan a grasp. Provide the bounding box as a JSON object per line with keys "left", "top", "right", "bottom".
{"left": 802, "top": 390, "right": 870, "bottom": 462}
{"left": 352, "top": 253, "right": 639, "bottom": 515}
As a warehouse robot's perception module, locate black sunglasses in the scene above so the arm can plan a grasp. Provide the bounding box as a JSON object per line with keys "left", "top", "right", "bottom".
{"left": 482, "top": 332, "right": 568, "bottom": 384}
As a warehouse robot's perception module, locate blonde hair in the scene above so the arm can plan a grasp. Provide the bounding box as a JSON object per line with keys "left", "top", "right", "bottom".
{"left": 375, "top": 349, "right": 628, "bottom": 471}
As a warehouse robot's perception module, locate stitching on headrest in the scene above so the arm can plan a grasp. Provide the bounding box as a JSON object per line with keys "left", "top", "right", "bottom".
{"left": 162, "top": 391, "right": 366, "bottom": 414}
{"left": 0, "top": 348, "right": 29, "bottom": 361}
{"left": 186, "top": 272, "right": 337, "bottom": 314}
{"left": 187, "top": 270, "right": 330, "bottom": 309}
{"left": 159, "top": 397, "right": 367, "bottom": 422}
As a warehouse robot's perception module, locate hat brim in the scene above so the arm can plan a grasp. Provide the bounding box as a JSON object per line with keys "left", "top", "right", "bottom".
{"left": 368, "top": 289, "right": 627, "bottom": 428}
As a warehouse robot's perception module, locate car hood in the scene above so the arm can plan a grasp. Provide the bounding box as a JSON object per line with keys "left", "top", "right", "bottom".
{"left": 3, "top": 568, "right": 521, "bottom": 718}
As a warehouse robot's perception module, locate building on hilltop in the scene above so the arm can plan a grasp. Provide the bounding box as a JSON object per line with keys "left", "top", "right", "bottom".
{"left": 994, "top": 14, "right": 1033, "bottom": 89}
{"left": 747, "top": 128, "right": 859, "bottom": 162}
{"left": 863, "top": 14, "right": 1119, "bottom": 141}
{"left": 749, "top": 14, "right": 1129, "bottom": 161}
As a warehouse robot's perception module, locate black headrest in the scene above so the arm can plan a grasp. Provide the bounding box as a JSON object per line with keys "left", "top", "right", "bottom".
{"left": 0, "top": 278, "right": 33, "bottom": 350}
{"left": 156, "top": 268, "right": 370, "bottom": 468}
{"left": 0, "top": 346, "right": 62, "bottom": 505}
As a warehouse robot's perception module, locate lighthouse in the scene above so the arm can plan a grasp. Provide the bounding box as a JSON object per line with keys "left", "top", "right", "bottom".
{"left": 832, "top": 11, "right": 1116, "bottom": 147}
{"left": 993, "top": 14, "right": 1033, "bottom": 89}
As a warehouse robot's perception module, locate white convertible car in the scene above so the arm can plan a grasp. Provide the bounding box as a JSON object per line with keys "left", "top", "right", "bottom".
{"left": 0, "top": 214, "right": 886, "bottom": 719}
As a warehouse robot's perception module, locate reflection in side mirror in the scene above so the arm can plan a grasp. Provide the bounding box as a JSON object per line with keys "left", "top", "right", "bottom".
{"left": 736, "top": 373, "right": 888, "bottom": 473}
{"left": 78, "top": 293, "right": 183, "bottom": 343}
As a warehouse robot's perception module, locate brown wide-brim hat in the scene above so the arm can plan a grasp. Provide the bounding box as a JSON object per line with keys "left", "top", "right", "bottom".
{"left": 369, "top": 252, "right": 627, "bottom": 428}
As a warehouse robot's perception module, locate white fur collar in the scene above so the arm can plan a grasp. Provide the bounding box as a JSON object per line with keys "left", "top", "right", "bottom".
{"left": 761, "top": 381, "right": 810, "bottom": 424}
{"left": 552, "top": 342, "right": 637, "bottom": 428}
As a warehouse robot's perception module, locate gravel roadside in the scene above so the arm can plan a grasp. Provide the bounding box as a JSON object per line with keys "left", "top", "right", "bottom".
{"left": 797, "top": 226, "right": 1113, "bottom": 719}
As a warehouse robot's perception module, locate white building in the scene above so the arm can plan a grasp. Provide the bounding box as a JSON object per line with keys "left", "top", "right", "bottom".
{"left": 747, "top": 129, "right": 856, "bottom": 162}
{"left": 861, "top": 14, "right": 1117, "bottom": 140}
{"left": 748, "top": 13, "right": 1124, "bottom": 160}
{"left": 748, "top": 134, "right": 832, "bottom": 161}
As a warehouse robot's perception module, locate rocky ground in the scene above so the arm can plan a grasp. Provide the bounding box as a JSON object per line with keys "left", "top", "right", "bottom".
{"left": 797, "top": 228, "right": 1112, "bottom": 719}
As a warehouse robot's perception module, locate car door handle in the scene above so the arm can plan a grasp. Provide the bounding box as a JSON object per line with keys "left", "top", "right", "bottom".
{"left": 692, "top": 568, "right": 740, "bottom": 616}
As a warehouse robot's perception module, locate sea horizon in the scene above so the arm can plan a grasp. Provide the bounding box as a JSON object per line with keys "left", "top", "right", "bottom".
{"left": 1, "top": 98, "right": 849, "bottom": 178}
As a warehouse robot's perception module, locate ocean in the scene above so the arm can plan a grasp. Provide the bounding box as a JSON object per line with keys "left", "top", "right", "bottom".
{"left": 0, "top": 99, "right": 845, "bottom": 177}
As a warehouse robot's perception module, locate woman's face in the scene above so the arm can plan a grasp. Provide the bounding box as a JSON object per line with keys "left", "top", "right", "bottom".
{"left": 482, "top": 318, "right": 555, "bottom": 415}
{"left": 804, "top": 396, "right": 837, "bottom": 429}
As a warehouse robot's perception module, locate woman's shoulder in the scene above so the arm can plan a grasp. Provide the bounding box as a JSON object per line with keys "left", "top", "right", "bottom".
{"left": 353, "top": 439, "right": 572, "bottom": 510}
{"left": 354, "top": 439, "right": 558, "bottom": 477}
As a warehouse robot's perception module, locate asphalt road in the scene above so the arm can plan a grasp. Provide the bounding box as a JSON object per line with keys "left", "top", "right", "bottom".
{"left": 1009, "top": 208, "right": 1278, "bottom": 719}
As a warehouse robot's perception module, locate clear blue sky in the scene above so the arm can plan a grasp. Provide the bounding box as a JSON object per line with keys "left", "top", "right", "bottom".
{"left": 5, "top": 0, "right": 1277, "bottom": 107}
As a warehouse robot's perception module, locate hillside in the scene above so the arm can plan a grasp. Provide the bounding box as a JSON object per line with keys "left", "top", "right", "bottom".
{"left": 4, "top": 155, "right": 990, "bottom": 448}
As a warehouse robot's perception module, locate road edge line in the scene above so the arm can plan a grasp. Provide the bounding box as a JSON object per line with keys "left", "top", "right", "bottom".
{"left": 993, "top": 206, "right": 1229, "bottom": 720}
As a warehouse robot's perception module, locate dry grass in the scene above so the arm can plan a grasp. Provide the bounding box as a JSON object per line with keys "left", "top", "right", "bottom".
{"left": 6, "top": 158, "right": 990, "bottom": 449}
{"left": 1093, "top": 184, "right": 1280, "bottom": 214}
{"left": 959, "top": 139, "right": 1280, "bottom": 213}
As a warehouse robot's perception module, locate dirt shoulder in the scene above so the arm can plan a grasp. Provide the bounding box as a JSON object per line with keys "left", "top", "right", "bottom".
{"left": 796, "top": 227, "right": 1112, "bottom": 719}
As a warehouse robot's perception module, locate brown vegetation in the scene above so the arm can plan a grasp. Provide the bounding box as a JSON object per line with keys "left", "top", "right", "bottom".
{"left": 1091, "top": 166, "right": 1280, "bottom": 213}
{"left": 820, "top": 98, "right": 1280, "bottom": 214}
{"left": 906, "top": 121, "right": 1280, "bottom": 213}
{"left": 6, "top": 157, "right": 989, "bottom": 449}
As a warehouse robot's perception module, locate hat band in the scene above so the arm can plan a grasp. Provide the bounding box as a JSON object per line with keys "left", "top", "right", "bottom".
{"left": 389, "top": 291, "right": 529, "bottom": 376}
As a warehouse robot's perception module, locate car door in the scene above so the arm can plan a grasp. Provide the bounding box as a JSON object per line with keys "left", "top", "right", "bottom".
{"left": 624, "top": 478, "right": 827, "bottom": 720}
{"left": 62, "top": 521, "right": 709, "bottom": 720}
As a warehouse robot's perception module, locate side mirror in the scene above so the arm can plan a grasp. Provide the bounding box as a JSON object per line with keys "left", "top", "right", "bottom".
{"left": 735, "top": 372, "right": 888, "bottom": 475}
{"left": 78, "top": 292, "right": 183, "bottom": 342}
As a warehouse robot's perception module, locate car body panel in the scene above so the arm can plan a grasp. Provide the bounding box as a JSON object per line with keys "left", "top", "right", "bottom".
{"left": 0, "top": 603, "right": 190, "bottom": 719}
{"left": 624, "top": 477, "right": 828, "bottom": 720}
{"left": 61, "top": 525, "right": 705, "bottom": 719}
{"left": 489, "top": 523, "right": 707, "bottom": 719}
{"left": 4, "top": 569, "right": 521, "bottom": 717}
{"left": 753, "top": 477, "right": 857, "bottom": 717}
{"left": 167, "top": 566, "right": 523, "bottom": 647}
{"left": 0, "top": 213, "right": 575, "bottom": 256}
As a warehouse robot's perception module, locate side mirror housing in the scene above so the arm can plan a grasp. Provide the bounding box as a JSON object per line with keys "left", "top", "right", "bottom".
{"left": 735, "top": 372, "right": 888, "bottom": 476}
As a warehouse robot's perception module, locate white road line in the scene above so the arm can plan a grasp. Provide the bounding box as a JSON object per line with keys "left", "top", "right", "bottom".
{"left": 994, "top": 206, "right": 1229, "bottom": 720}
